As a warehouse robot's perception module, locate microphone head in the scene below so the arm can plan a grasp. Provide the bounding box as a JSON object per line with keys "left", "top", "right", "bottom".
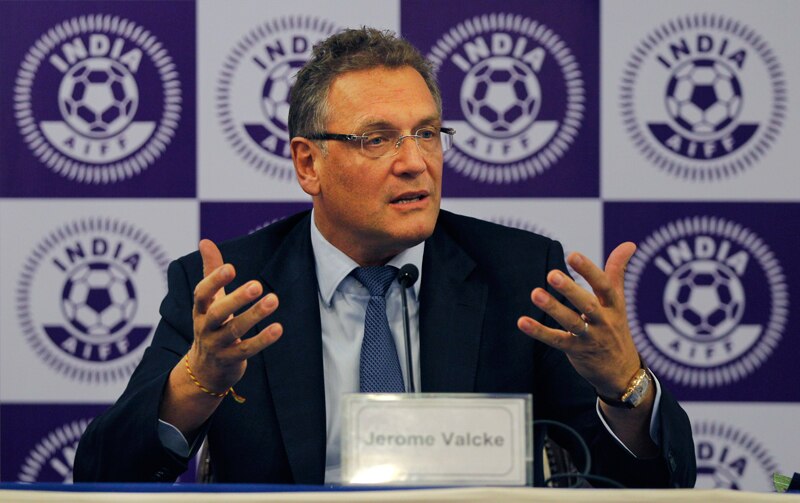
{"left": 397, "top": 264, "right": 420, "bottom": 288}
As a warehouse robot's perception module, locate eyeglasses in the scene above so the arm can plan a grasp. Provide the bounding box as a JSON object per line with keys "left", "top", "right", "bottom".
{"left": 304, "top": 126, "right": 456, "bottom": 159}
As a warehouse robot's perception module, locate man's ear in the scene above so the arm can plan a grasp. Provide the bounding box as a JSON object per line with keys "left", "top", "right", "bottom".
{"left": 291, "top": 137, "right": 321, "bottom": 196}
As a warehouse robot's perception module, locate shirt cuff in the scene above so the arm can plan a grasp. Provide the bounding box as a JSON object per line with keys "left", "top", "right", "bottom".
{"left": 158, "top": 419, "right": 191, "bottom": 458}
{"left": 594, "top": 371, "right": 663, "bottom": 458}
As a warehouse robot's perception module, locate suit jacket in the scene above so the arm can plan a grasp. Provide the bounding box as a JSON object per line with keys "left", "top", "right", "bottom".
{"left": 74, "top": 210, "right": 696, "bottom": 487}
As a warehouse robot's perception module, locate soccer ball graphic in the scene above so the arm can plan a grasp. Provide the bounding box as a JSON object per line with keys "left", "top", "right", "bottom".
{"left": 663, "top": 260, "right": 745, "bottom": 339}
{"left": 461, "top": 56, "right": 541, "bottom": 139}
{"left": 58, "top": 57, "right": 139, "bottom": 139}
{"left": 664, "top": 58, "right": 743, "bottom": 138}
{"left": 60, "top": 262, "right": 137, "bottom": 338}
{"left": 260, "top": 59, "right": 305, "bottom": 137}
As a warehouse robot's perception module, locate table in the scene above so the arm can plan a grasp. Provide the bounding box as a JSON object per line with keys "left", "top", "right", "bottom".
{"left": 1, "top": 484, "right": 800, "bottom": 503}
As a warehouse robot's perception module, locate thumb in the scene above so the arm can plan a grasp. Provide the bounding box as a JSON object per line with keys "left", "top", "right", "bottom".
{"left": 199, "top": 239, "right": 224, "bottom": 279}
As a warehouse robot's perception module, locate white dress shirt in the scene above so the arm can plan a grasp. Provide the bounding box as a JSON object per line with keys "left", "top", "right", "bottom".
{"left": 309, "top": 213, "right": 423, "bottom": 483}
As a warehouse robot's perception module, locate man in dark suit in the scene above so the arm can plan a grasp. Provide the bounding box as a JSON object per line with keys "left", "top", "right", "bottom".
{"left": 75, "top": 28, "right": 696, "bottom": 487}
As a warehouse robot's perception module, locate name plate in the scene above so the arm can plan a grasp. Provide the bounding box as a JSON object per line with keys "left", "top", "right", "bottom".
{"left": 341, "top": 393, "right": 532, "bottom": 486}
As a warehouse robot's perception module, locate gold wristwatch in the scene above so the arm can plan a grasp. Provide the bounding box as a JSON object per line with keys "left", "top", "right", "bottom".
{"left": 598, "top": 362, "right": 652, "bottom": 409}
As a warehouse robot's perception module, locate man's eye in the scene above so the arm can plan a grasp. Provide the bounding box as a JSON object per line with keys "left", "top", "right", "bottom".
{"left": 418, "top": 129, "right": 436, "bottom": 139}
{"left": 366, "top": 135, "right": 388, "bottom": 146}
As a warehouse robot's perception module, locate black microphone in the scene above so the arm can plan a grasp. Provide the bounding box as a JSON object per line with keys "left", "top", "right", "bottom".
{"left": 397, "top": 264, "right": 419, "bottom": 393}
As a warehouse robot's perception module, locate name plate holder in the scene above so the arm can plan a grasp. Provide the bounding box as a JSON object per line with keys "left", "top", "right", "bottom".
{"left": 341, "top": 393, "right": 532, "bottom": 486}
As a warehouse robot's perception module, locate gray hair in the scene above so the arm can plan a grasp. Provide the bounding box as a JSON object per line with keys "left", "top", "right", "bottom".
{"left": 288, "top": 27, "right": 442, "bottom": 140}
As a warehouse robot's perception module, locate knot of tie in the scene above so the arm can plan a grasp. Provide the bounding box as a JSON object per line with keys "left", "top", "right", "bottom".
{"left": 351, "top": 266, "right": 398, "bottom": 297}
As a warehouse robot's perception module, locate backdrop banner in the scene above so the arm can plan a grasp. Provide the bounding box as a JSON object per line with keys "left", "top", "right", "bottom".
{"left": 1, "top": 0, "right": 797, "bottom": 491}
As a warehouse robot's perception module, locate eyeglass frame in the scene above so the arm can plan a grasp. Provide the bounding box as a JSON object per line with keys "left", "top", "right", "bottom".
{"left": 302, "top": 126, "right": 456, "bottom": 159}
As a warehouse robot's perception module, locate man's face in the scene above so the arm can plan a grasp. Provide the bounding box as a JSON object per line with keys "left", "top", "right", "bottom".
{"left": 302, "top": 66, "right": 443, "bottom": 265}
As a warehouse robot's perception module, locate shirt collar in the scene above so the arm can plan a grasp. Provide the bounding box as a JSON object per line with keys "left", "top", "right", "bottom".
{"left": 309, "top": 209, "right": 425, "bottom": 307}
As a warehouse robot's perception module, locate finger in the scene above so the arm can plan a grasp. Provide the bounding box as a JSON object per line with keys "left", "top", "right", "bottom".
{"left": 517, "top": 315, "right": 576, "bottom": 351}
{"left": 204, "top": 280, "right": 265, "bottom": 329}
{"left": 216, "top": 292, "right": 280, "bottom": 345}
{"left": 566, "top": 252, "right": 617, "bottom": 308}
{"left": 605, "top": 242, "right": 636, "bottom": 292}
{"left": 545, "top": 269, "right": 604, "bottom": 322}
{"left": 199, "top": 239, "right": 223, "bottom": 278}
{"left": 222, "top": 322, "right": 283, "bottom": 360}
{"left": 530, "top": 287, "right": 590, "bottom": 337}
{"left": 194, "top": 264, "right": 235, "bottom": 316}
{"left": 194, "top": 240, "right": 234, "bottom": 315}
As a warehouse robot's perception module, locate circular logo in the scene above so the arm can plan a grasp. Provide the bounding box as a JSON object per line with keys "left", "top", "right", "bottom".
{"left": 694, "top": 421, "right": 778, "bottom": 491}
{"left": 216, "top": 16, "right": 338, "bottom": 179}
{"left": 17, "top": 418, "right": 90, "bottom": 483}
{"left": 626, "top": 216, "right": 788, "bottom": 387}
{"left": 620, "top": 14, "right": 786, "bottom": 180}
{"left": 428, "top": 13, "right": 584, "bottom": 184}
{"left": 14, "top": 14, "right": 181, "bottom": 183}
{"left": 17, "top": 218, "right": 170, "bottom": 382}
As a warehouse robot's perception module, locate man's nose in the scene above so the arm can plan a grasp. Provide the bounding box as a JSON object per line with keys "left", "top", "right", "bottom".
{"left": 392, "top": 136, "right": 427, "bottom": 175}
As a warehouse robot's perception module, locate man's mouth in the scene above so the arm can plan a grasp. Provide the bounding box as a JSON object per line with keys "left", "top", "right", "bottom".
{"left": 391, "top": 192, "right": 428, "bottom": 205}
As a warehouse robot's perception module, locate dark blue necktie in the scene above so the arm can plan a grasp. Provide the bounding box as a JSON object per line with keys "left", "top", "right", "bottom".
{"left": 351, "top": 266, "right": 405, "bottom": 393}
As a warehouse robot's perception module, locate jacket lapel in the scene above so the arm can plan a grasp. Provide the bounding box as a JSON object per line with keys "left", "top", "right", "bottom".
{"left": 256, "top": 214, "right": 326, "bottom": 484}
{"left": 419, "top": 222, "right": 488, "bottom": 392}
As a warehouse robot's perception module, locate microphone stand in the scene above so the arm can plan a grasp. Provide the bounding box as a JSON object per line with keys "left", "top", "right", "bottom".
{"left": 400, "top": 284, "right": 415, "bottom": 393}
{"left": 397, "top": 264, "right": 419, "bottom": 393}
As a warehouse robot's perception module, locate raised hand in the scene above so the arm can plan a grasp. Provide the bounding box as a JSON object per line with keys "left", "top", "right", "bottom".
{"left": 187, "top": 239, "right": 283, "bottom": 393}
{"left": 160, "top": 239, "right": 283, "bottom": 434}
{"left": 517, "top": 242, "right": 641, "bottom": 399}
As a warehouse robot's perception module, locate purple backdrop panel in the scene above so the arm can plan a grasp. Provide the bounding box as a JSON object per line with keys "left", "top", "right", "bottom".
{"left": 401, "top": 0, "right": 599, "bottom": 197}
{"left": 0, "top": 1, "right": 196, "bottom": 197}
{"left": 605, "top": 202, "right": 799, "bottom": 402}
{"left": 0, "top": 404, "right": 104, "bottom": 483}
{"left": 200, "top": 202, "right": 312, "bottom": 245}
{"left": 0, "top": 404, "right": 197, "bottom": 483}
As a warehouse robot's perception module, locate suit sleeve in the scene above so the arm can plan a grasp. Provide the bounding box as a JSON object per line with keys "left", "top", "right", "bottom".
{"left": 74, "top": 256, "right": 203, "bottom": 482}
{"left": 535, "top": 239, "right": 696, "bottom": 488}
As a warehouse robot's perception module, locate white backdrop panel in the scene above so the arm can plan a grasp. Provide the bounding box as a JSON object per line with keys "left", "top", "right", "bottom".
{"left": 197, "top": 0, "right": 400, "bottom": 201}
{"left": 601, "top": 0, "right": 799, "bottom": 200}
{"left": 0, "top": 200, "right": 198, "bottom": 402}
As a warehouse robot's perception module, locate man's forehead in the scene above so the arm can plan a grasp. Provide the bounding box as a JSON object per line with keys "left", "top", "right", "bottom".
{"left": 349, "top": 114, "right": 442, "bottom": 131}
{"left": 326, "top": 66, "right": 439, "bottom": 129}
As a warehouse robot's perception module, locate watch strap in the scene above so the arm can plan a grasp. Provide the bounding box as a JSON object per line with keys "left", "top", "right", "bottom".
{"left": 597, "top": 359, "right": 652, "bottom": 409}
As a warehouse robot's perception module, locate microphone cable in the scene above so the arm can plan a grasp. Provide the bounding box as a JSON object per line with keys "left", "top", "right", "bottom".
{"left": 533, "top": 419, "right": 626, "bottom": 489}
